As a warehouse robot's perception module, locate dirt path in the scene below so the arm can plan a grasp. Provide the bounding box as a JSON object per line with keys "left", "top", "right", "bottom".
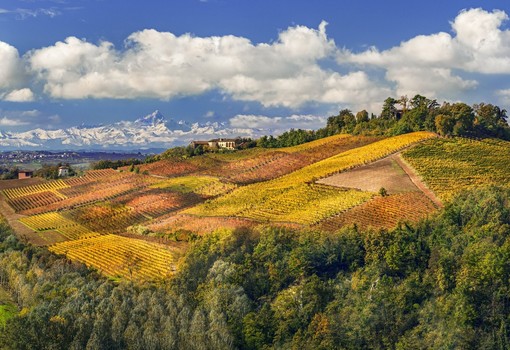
{"left": 393, "top": 153, "right": 443, "bottom": 208}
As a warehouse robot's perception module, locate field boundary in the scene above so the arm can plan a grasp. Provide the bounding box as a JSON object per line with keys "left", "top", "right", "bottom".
{"left": 394, "top": 153, "right": 443, "bottom": 208}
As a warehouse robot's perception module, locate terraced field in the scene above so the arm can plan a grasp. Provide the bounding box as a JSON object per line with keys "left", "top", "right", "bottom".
{"left": 402, "top": 137, "right": 510, "bottom": 201}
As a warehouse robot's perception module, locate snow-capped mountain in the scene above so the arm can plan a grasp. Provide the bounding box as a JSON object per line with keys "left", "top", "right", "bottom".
{"left": 0, "top": 111, "right": 254, "bottom": 150}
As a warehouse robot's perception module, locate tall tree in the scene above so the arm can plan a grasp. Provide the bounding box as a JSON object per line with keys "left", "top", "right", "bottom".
{"left": 381, "top": 97, "right": 398, "bottom": 119}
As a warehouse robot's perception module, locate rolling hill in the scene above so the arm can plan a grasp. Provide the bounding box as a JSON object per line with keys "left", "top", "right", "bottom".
{"left": 0, "top": 132, "right": 509, "bottom": 281}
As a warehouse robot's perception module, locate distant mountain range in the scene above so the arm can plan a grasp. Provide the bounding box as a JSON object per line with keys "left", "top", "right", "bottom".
{"left": 0, "top": 111, "right": 255, "bottom": 150}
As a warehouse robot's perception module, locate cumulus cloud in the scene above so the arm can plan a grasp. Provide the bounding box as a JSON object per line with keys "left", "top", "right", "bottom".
{"left": 3, "top": 88, "right": 35, "bottom": 102}
{"left": 2, "top": 8, "right": 510, "bottom": 112}
{"left": 229, "top": 114, "right": 326, "bottom": 131}
{"left": 0, "top": 117, "right": 28, "bottom": 126}
{"left": 27, "top": 22, "right": 388, "bottom": 108}
{"left": 339, "top": 8, "right": 510, "bottom": 98}
{"left": 0, "top": 42, "right": 26, "bottom": 90}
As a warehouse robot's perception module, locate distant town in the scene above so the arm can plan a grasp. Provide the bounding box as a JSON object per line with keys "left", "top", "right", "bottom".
{"left": 0, "top": 150, "right": 152, "bottom": 170}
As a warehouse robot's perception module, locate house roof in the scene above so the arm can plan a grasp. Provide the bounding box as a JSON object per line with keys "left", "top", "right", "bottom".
{"left": 209, "top": 138, "right": 237, "bottom": 142}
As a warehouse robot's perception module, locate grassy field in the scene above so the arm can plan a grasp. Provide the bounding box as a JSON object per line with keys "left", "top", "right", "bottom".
{"left": 0, "top": 286, "right": 17, "bottom": 328}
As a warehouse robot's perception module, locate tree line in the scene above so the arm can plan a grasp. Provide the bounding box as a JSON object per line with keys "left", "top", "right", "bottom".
{"left": 1, "top": 186, "right": 510, "bottom": 349}
{"left": 258, "top": 95, "right": 510, "bottom": 148}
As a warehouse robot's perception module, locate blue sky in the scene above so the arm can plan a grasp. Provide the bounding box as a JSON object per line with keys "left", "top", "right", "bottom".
{"left": 1, "top": 0, "right": 509, "bottom": 133}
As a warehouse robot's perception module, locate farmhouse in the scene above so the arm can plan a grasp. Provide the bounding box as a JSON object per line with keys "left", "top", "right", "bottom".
{"left": 18, "top": 170, "right": 33, "bottom": 179}
{"left": 190, "top": 138, "right": 238, "bottom": 150}
{"left": 58, "top": 166, "right": 69, "bottom": 177}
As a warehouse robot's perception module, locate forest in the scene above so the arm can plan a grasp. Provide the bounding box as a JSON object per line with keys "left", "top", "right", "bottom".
{"left": 1, "top": 185, "right": 509, "bottom": 349}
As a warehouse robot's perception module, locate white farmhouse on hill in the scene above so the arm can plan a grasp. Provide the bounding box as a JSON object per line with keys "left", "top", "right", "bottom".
{"left": 190, "top": 138, "right": 238, "bottom": 150}
{"left": 58, "top": 166, "right": 69, "bottom": 177}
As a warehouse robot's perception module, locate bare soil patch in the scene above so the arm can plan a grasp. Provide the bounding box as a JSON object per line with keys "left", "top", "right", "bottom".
{"left": 317, "top": 155, "right": 418, "bottom": 194}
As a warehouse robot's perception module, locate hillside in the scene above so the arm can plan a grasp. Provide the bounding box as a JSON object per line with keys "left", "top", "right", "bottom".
{"left": 0, "top": 132, "right": 509, "bottom": 349}
{"left": 0, "top": 132, "right": 508, "bottom": 282}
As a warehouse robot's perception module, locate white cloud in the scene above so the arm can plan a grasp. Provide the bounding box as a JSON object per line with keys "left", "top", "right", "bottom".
{"left": 19, "top": 109, "right": 40, "bottom": 117}
{"left": 496, "top": 89, "right": 510, "bottom": 105}
{"left": 1, "top": 8, "right": 509, "bottom": 113}
{"left": 385, "top": 67, "right": 477, "bottom": 97}
{"left": 27, "top": 22, "right": 388, "bottom": 108}
{"left": 340, "top": 8, "right": 510, "bottom": 99}
{"left": 0, "top": 117, "right": 28, "bottom": 126}
{"left": 3, "top": 88, "right": 35, "bottom": 102}
{"left": 229, "top": 114, "right": 326, "bottom": 131}
{"left": 0, "top": 41, "right": 25, "bottom": 90}
{"left": 230, "top": 115, "right": 283, "bottom": 129}
{"left": 0, "top": 7, "right": 61, "bottom": 19}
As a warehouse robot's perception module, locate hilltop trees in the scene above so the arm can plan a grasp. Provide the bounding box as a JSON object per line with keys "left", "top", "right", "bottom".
{"left": 474, "top": 103, "right": 510, "bottom": 139}
{"left": 258, "top": 95, "right": 509, "bottom": 151}
{"left": 373, "top": 95, "right": 509, "bottom": 139}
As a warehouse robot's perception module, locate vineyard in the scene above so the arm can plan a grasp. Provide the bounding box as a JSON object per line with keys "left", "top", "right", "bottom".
{"left": 185, "top": 132, "right": 436, "bottom": 223}
{"left": 202, "top": 134, "right": 382, "bottom": 184}
{"left": 66, "top": 203, "right": 147, "bottom": 234}
{"left": 3, "top": 179, "right": 69, "bottom": 200}
{"left": 402, "top": 137, "right": 510, "bottom": 201}
{"left": 134, "top": 134, "right": 382, "bottom": 185}
{"left": 114, "top": 188, "right": 202, "bottom": 218}
{"left": 16, "top": 171, "right": 159, "bottom": 215}
{"left": 19, "top": 212, "right": 99, "bottom": 240}
{"left": 49, "top": 234, "right": 179, "bottom": 281}
{"left": 236, "top": 184, "right": 373, "bottom": 225}
{"left": 148, "top": 214, "right": 259, "bottom": 236}
{"left": 318, "top": 191, "right": 438, "bottom": 232}
{"left": 7, "top": 130, "right": 499, "bottom": 283}
{"left": 151, "top": 175, "right": 237, "bottom": 197}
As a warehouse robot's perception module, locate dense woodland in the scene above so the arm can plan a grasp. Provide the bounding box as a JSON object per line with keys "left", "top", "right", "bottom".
{"left": 1, "top": 186, "right": 509, "bottom": 349}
